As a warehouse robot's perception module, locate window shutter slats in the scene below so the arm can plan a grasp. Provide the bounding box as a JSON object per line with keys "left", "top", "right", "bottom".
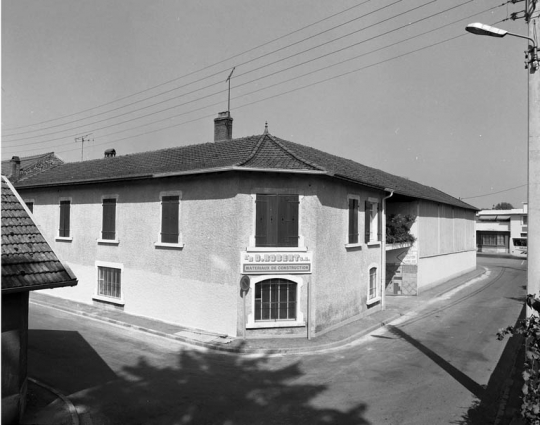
{"left": 161, "top": 196, "right": 179, "bottom": 243}
{"left": 365, "top": 201, "right": 371, "bottom": 243}
{"left": 255, "top": 195, "right": 270, "bottom": 247}
{"left": 102, "top": 199, "right": 116, "bottom": 240}
{"left": 256, "top": 194, "right": 299, "bottom": 248}
{"left": 59, "top": 201, "right": 70, "bottom": 237}
{"left": 349, "top": 199, "right": 358, "bottom": 244}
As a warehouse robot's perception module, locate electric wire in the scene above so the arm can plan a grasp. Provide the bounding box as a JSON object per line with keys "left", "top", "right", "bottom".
{"left": 3, "top": 0, "right": 404, "bottom": 140}
{"left": 461, "top": 184, "right": 527, "bottom": 200}
{"left": 6, "top": 27, "right": 491, "bottom": 156}
{"left": 3, "top": 0, "right": 490, "bottom": 147}
{"left": 4, "top": 5, "right": 497, "bottom": 152}
{"left": 1, "top": 0, "right": 378, "bottom": 133}
{"left": 4, "top": 14, "right": 508, "bottom": 156}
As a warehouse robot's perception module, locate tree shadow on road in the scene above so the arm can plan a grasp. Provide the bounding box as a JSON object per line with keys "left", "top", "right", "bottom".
{"left": 66, "top": 342, "right": 371, "bottom": 425}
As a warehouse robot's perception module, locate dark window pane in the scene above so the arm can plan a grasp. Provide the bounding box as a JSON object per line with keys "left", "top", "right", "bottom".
{"left": 254, "top": 279, "right": 297, "bottom": 322}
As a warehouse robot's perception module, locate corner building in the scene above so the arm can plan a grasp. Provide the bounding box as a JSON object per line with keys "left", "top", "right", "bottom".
{"left": 14, "top": 116, "right": 477, "bottom": 338}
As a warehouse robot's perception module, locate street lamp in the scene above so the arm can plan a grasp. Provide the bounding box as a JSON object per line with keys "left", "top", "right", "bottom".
{"left": 465, "top": 23, "right": 538, "bottom": 70}
{"left": 466, "top": 19, "right": 540, "bottom": 315}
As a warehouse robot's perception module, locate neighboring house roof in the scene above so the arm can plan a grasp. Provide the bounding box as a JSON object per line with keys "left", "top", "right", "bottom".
{"left": 1, "top": 176, "right": 77, "bottom": 293}
{"left": 476, "top": 208, "right": 527, "bottom": 218}
{"left": 14, "top": 133, "right": 476, "bottom": 210}
{"left": 1, "top": 152, "right": 64, "bottom": 181}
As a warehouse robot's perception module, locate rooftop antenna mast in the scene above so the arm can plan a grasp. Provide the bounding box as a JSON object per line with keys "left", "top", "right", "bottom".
{"left": 75, "top": 133, "right": 93, "bottom": 161}
{"left": 226, "top": 67, "right": 235, "bottom": 113}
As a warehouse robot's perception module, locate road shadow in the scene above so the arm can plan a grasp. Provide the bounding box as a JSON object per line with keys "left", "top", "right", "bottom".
{"left": 28, "top": 330, "right": 117, "bottom": 394}
{"left": 386, "top": 325, "right": 485, "bottom": 399}
{"left": 454, "top": 304, "right": 526, "bottom": 425}
{"left": 68, "top": 342, "right": 371, "bottom": 425}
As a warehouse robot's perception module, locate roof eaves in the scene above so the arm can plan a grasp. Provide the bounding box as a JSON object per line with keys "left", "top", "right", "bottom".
{"left": 1, "top": 278, "right": 78, "bottom": 294}
{"left": 15, "top": 173, "right": 154, "bottom": 189}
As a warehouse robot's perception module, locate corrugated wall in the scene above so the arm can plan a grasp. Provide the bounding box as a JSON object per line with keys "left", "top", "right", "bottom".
{"left": 419, "top": 201, "right": 475, "bottom": 258}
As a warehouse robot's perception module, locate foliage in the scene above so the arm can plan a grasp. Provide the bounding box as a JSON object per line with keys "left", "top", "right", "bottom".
{"left": 493, "top": 202, "right": 514, "bottom": 210}
{"left": 497, "top": 295, "right": 540, "bottom": 424}
{"left": 386, "top": 214, "right": 416, "bottom": 244}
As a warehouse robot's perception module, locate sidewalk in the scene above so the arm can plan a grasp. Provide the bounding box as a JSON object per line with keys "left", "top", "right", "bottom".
{"left": 30, "top": 266, "right": 487, "bottom": 355}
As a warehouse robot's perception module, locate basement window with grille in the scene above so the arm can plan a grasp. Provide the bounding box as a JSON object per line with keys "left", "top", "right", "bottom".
{"left": 93, "top": 261, "right": 124, "bottom": 306}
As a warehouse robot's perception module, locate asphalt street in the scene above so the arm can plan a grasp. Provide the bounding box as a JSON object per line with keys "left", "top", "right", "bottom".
{"left": 28, "top": 256, "right": 526, "bottom": 425}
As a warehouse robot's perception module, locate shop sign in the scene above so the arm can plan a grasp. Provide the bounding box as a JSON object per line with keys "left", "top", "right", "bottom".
{"left": 240, "top": 251, "right": 313, "bottom": 274}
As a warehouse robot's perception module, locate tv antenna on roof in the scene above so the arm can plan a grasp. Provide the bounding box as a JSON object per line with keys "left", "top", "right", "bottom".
{"left": 75, "top": 133, "right": 93, "bottom": 161}
{"left": 226, "top": 67, "right": 235, "bottom": 113}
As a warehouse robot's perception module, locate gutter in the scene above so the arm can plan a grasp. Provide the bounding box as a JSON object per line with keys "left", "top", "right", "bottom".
{"left": 2, "top": 279, "right": 78, "bottom": 294}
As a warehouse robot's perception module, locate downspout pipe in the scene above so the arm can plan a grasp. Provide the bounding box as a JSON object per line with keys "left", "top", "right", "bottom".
{"left": 381, "top": 188, "right": 394, "bottom": 310}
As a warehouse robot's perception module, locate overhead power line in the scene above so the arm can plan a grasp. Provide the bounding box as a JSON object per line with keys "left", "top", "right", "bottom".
{"left": 3, "top": 0, "right": 483, "bottom": 146}
{"left": 3, "top": 0, "right": 404, "bottom": 140}
{"left": 2, "top": 0, "right": 376, "bottom": 133}
{"left": 462, "top": 184, "right": 527, "bottom": 200}
{"left": 4, "top": 23, "right": 496, "bottom": 157}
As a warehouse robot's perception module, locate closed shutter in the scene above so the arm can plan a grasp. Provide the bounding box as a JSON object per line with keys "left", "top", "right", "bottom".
{"left": 102, "top": 198, "right": 116, "bottom": 240}
{"left": 278, "top": 195, "right": 299, "bottom": 247}
{"left": 349, "top": 198, "right": 358, "bottom": 244}
{"left": 255, "top": 195, "right": 270, "bottom": 247}
{"left": 59, "top": 201, "right": 70, "bottom": 237}
{"left": 365, "top": 200, "right": 371, "bottom": 243}
{"left": 161, "top": 196, "right": 179, "bottom": 243}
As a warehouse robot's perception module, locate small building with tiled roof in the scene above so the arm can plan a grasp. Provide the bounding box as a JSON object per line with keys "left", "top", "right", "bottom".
{"left": 1, "top": 176, "right": 77, "bottom": 425}
{"left": 13, "top": 113, "right": 477, "bottom": 338}
{"left": 1, "top": 152, "right": 64, "bottom": 183}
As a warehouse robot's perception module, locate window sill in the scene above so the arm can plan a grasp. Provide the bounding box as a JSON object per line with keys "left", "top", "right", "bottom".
{"left": 154, "top": 242, "right": 184, "bottom": 250}
{"left": 246, "top": 246, "right": 308, "bottom": 252}
{"left": 367, "top": 241, "right": 381, "bottom": 247}
{"left": 55, "top": 236, "right": 73, "bottom": 242}
{"left": 366, "top": 296, "right": 381, "bottom": 306}
{"left": 247, "top": 320, "right": 306, "bottom": 329}
{"left": 97, "top": 239, "right": 120, "bottom": 245}
{"left": 345, "top": 242, "right": 362, "bottom": 250}
{"left": 92, "top": 295, "right": 125, "bottom": 306}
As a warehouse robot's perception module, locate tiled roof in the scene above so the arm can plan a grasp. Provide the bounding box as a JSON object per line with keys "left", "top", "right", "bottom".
{"left": 1, "top": 152, "right": 64, "bottom": 180}
{"left": 2, "top": 177, "right": 77, "bottom": 292}
{"left": 15, "top": 133, "right": 476, "bottom": 210}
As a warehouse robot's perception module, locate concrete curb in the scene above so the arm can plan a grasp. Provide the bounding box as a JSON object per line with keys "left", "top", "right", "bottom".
{"left": 27, "top": 377, "right": 80, "bottom": 425}
{"left": 30, "top": 298, "right": 403, "bottom": 355}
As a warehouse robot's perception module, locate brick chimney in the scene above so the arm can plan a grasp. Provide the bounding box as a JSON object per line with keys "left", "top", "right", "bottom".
{"left": 10, "top": 156, "right": 20, "bottom": 181}
{"left": 214, "top": 111, "right": 233, "bottom": 141}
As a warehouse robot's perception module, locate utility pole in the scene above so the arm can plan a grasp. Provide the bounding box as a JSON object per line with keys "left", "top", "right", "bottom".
{"left": 75, "top": 134, "right": 93, "bottom": 162}
{"left": 527, "top": 0, "right": 540, "bottom": 313}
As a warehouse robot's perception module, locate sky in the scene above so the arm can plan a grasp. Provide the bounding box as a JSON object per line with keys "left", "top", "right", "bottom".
{"left": 1, "top": 0, "right": 531, "bottom": 209}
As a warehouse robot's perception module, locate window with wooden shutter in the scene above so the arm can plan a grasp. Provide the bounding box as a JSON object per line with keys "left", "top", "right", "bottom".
{"left": 102, "top": 198, "right": 116, "bottom": 240}
{"left": 348, "top": 198, "right": 358, "bottom": 244}
{"left": 255, "top": 194, "right": 299, "bottom": 248}
{"left": 161, "top": 195, "right": 180, "bottom": 243}
{"left": 365, "top": 200, "right": 372, "bottom": 243}
{"left": 59, "top": 200, "right": 70, "bottom": 237}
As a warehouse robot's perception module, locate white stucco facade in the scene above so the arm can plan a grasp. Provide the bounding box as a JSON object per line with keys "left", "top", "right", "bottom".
{"left": 21, "top": 172, "right": 390, "bottom": 337}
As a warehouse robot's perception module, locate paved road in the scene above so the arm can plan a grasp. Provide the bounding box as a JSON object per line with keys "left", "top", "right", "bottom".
{"left": 28, "top": 257, "right": 526, "bottom": 425}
